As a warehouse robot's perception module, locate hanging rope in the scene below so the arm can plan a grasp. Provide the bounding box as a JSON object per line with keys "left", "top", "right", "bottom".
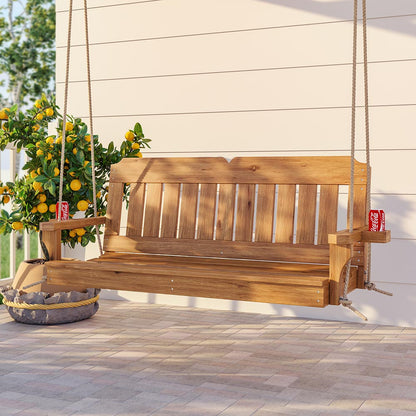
{"left": 83, "top": 0, "right": 103, "bottom": 255}
{"left": 340, "top": 0, "right": 358, "bottom": 308}
{"left": 58, "top": 0, "right": 73, "bottom": 221}
{"left": 341, "top": 0, "right": 392, "bottom": 312}
{"left": 57, "top": 0, "right": 103, "bottom": 255}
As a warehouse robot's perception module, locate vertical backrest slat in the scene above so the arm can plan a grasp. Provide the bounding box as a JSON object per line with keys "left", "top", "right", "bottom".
{"left": 143, "top": 183, "right": 163, "bottom": 237}
{"left": 349, "top": 185, "right": 367, "bottom": 229}
{"left": 216, "top": 184, "right": 236, "bottom": 241}
{"left": 160, "top": 183, "right": 180, "bottom": 238}
{"left": 106, "top": 182, "right": 124, "bottom": 236}
{"left": 255, "top": 184, "right": 275, "bottom": 242}
{"left": 317, "top": 185, "right": 339, "bottom": 244}
{"left": 197, "top": 184, "right": 217, "bottom": 240}
{"left": 296, "top": 184, "right": 317, "bottom": 244}
{"left": 275, "top": 184, "right": 296, "bottom": 243}
{"left": 235, "top": 184, "right": 255, "bottom": 242}
{"left": 178, "top": 183, "right": 198, "bottom": 239}
{"left": 126, "top": 183, "right": 145, "bottom": 237}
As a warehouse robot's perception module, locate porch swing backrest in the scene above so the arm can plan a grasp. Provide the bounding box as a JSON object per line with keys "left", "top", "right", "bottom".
{"left": 103, "top": 156, "right": 367, "bottom": 265}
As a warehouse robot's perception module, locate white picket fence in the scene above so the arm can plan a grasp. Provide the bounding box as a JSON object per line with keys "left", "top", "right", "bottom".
{"left": 0, "top": 145, "right": 40, "bottom": 280}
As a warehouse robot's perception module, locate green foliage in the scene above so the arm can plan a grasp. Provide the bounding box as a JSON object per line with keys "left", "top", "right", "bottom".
{"left": 0, "top": 0, "right": 55, "bottom": 107}
{"left": 0, "top": 96, "right": 151, "bottom": 247}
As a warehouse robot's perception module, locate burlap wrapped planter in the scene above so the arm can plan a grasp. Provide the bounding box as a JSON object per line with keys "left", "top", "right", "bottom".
{"left": 1, "top": 259, "right": 100, "bottom": 325}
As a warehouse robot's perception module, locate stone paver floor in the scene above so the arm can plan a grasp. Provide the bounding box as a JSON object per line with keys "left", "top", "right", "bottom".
{"left": 1, "top": 300, "right": 416, "bottom": 416}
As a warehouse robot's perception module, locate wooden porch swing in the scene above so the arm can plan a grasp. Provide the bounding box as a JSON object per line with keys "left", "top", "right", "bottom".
{"left": 39, "top": 0, "right": 391, "bottom": 319}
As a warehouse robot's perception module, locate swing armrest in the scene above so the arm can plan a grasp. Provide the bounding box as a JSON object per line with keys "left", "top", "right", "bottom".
{"left": 40, "top": 216, "right": 107, "bottom": 232}
{"left": 328, "top": 227, "right": 391, "bottom": 245}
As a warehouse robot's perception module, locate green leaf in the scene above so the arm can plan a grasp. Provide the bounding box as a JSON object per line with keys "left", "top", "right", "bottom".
{"left": 134, "top": 122, "right": 143, "bottom": 137}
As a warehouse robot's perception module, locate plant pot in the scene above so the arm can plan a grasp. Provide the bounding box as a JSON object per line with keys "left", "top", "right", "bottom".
{"left": 1, "top": 259, "right": 100, "bottom": 325}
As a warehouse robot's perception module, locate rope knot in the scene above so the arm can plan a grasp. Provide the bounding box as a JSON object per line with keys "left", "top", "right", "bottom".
{"left": 365, "top": 282, "right": 376, "bottom": 291}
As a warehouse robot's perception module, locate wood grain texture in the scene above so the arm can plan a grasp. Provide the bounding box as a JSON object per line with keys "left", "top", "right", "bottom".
{"left": 296, "top": 185, "right": 318, "bottom": 244}
{"left": 178, "top": 183, "right": 198, "bottom": 239}
{"left": 143, "top": 183, "right": 162, "bottom": 237}
{"left": 255, "top": 184, "right": 275, "bottom": 242}
{"left": 46, "top": 259, "right": 329, "bottom": 307}
{"left": 235, "top": 184, "right": 255, "bottom": 242}
{"left": 329, "top": 243, "right": 352, "bottom": 305}
{"left": 160, "top": 183, "right": 180, "bottom": 238}
{"left": 103, "top": 235, "right": 330, "bottom": 263}
{"left": 216, "top": 184, "right": 235, "bottom": 241}
{"left": 40, "top": 217, "right": 106, "bottom": 231}
{"left": 41, "top": 230, "right": 61, "bottom": 261}
{"left": 105, "top": 182, "right": 124, "bottom": 236}
{"left": 275, "top": 185, "right": 296, "bottom": 243}
{"left": 126, "top": 183, "right": 145, "bottom": 237}
{"left": 197, "top": 184, "right": 217, "bottom": 240}
{"left": 318, "top": 185, "right": 339, "bottom": 244}
{"left": 109, "top": 157, "right": 367, "bottom": 185}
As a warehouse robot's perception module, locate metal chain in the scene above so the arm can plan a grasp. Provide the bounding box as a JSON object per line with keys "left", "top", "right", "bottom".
{"left": 84, "top": 0, "right": 103, "bottom": 255}
{"left": 58, "top": 0, "right": 73, "bottom": 220}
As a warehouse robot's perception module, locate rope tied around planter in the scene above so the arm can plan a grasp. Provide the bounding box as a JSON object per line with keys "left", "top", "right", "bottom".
{"left": 2, "top": 294, "right": 100, "bottom": 310}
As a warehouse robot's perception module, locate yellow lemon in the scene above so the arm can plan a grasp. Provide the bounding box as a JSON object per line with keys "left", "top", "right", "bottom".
{"left": 96, "top": 191, "right": 101, "bottom": 198}
{"left": 11, "top": 221, "right": 24, "bottom": 231}
{"left": 75, "top": 228, "right": 86, "bottom": 237}
{"left": 33, "top": 182, "right": 43, "bottom": 192}
{"left": 87, "top": 146, "right": 91, "bottom": 151}
{"left": 30, "top": 171, "right": 37, "bottom": 178}
{"left": 73, "top": 148, "right": 77, "bottom": 155}
{"left": 37, "top": 203, "right": 48, "bottom": 214}
{"left": 65, "top": 121, "right": 74, "bottom": 131}
{"left": 69, "top": 230, "right": 76, "bottom": 237}
{"left": 84, "top": 161, "right": 89, "bottom": 167}
{"left": 36, "top": 149, "right": 43, "bottom": 156}
{"left": 125, "top": 131, "right": 134, "bottom": 142}
{"left": 65, "top": 158, "right": 69, "bottom": 164}
{"left": 0, "top": 187, "right": 4, "bottom": 194}
{"left": 54, "top": 167, "right": 59, "bottom": 176}
{"left": 46, "top": 136, "right": 54, "bottom": 144}
{"left": 70, "top": 179, "right": 82, "bottom": 191}
{"left": 56, "top": 136, "right": 62, "bottom": 144}
{"left": 77, "top": 200, "right": 89, "bottom": 211}
{"left": 32, "top": 124, "right": 40, "bottom": 132}
{"left": 0, "top": 108, "right": 9, "bottom": 120}
{"left": 2, "top": 195, "right": 10, "bottom": 204}
{"left": 49, "top": 204, "right": 56, "bottom": 213}
{"left": 35, "top": 141, "right": 41, "bottom": 148}
{"left": 69, "top": 171, "right": 75, "bottom": 177}
{"left": 85, "top": 134, "right": 91, "bottom": 142}
{"left": 47, "top": 153, "right": 52, "bottom": 160}
{"left": 136, "top": 152, "right": 143, "bottom": 158}
{"left": 31, "top": 206, "right": 38, "bottom": 213}
{"left": 37, "top": 167, "right": 42, "bottom": 175}
{"left": 35, "top": 113, "right": 43, "bottom": 121}
{"left": 78, "top": 236, "right": 82, "bottom": 243}
{"left": 132, "top": 142, "right": 140, "bottom": 150}
{"left": 38, "top": 194, "right": 47, "bottom": 202}
{"left": 45, "top": 108, "right": 54, "bottom": 117}
{"left": 35, "top": 99, "right": 42, "bottom": 109}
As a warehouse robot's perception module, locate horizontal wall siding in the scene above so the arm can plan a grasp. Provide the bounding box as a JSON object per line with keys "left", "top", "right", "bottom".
{"left": 57, "top": 0, "right": 416, "bottom": 325}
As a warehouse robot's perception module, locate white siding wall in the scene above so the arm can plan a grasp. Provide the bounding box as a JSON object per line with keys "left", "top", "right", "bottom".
{"left": 56, "top": 0, "right": 416, "bottom": 326}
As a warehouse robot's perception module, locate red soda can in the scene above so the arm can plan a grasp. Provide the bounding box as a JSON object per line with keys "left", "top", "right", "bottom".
{"left": 56, "top": 201, "right": 69, "bottom": 220}
{"left": 369, "top": 209, "right": 385, "bottom": 231}
{"left": 379, "top": 210, "right": 385, "bottom": 231}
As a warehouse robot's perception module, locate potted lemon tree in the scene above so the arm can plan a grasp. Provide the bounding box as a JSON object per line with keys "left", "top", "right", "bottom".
{"left": 0, "top": 96, "right": 150, "bottom": 324}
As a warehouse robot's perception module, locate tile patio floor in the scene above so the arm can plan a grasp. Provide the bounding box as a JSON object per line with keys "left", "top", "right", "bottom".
{"left": 1, "top": 299, "right": 416, "bottom": 416}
